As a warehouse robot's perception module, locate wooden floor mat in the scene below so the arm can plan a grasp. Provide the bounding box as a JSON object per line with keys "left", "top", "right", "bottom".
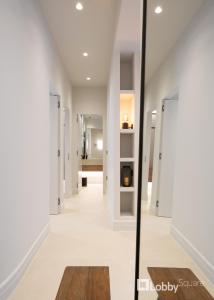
{"left": 56, "top": 266, "right": 111, "bottom": 300}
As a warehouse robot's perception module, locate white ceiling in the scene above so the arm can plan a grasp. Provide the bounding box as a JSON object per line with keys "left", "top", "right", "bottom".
{"left": 115, "top": 0, "right": 206, "bottom": 81}
{"left": 115, "top": 0, "right": 142, "bottom": 47}
{"left": 146, "top": 0, "right": 206, "bottom": 80}
{"left": 39, "top": 0, "right": 206, "bottom": 87}
{"left": 39, "top": 0, "right": 120, "bottom": 87}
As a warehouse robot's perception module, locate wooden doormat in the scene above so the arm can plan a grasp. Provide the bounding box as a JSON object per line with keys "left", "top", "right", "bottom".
{"left": 148, "top": 267, "right": 214, "bottom": 299}
{"left": 55, "top": 267, "right": 111, "bottom": 300}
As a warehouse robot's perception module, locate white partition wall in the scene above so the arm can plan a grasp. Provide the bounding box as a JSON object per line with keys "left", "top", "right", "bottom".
{"left": 107, "top": 49, "right": 140, "bottom": 230}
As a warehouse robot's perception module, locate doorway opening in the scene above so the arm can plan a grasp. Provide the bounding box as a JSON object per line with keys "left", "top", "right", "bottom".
{"left": 142, "top": 109, "right": 157, "bottom": 211}
{"left": 79, "top": 114, "right": 104, "bottom": 190}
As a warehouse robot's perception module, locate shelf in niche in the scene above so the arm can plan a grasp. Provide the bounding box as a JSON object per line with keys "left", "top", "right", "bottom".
{"left": 120, "top": 187, "right": 135, "bottom": 192}
{"left": 120, "top": 93, "right": 135, "bottom": 130}
{"left": 120, "top": 191, "right": 134, "bottom": 216}
{"left": 120, "top": 158, "right": 134, "bottom": 162}
{"left": 120, "top": 134, "right": 134, "bottom": 158}
{"left": 120, "top": 89, "right": 135, "bottom": 94}
{"left": 120, "top": 129, "right": 135, "bottom": 134}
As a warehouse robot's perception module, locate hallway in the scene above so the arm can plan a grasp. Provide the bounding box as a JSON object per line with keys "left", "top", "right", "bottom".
{"left": 9, "top": 184, "right": 214, "bottom": 300}
{"left": 10, "top": 185, "right": 136, "bottom": 300}
{"left": 1, "top": 1, "right": 214, "bottom": 299}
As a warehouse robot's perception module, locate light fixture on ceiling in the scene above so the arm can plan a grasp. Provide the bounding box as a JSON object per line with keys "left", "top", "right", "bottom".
{"left": 75, "top": 1, "right": 84, "bottom": 11}
{"left": 86, "top": 77, "right": 91, "bottom": 81}
{"left": 155, "top": 5, "right": 163, "bottom": 14}
{"left": 83, "top": 52, "right": 88, "bottom": 57}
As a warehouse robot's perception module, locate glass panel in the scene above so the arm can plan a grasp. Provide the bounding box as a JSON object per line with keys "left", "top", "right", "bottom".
{"left": 138, "top": 1, "right": 214, "bottom": 299}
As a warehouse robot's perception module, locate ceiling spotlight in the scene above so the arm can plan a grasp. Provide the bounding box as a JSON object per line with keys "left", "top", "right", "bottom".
{"left": 83, "top": 52, "right": 88, "bottom": 57}
{"left": 86, "top": 77, "right": 91, "bottom": 81}
{"left": 76, "top": 1, "right": 83, "bottom": 11}
{"left": 155, "top": 6, "right": 163, "bottom": 14}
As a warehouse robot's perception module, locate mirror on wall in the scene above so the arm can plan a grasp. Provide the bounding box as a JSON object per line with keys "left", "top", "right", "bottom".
{"left": 137, "top": 0, "right": 214, "bottom": 300}
{"left": 80, "top": 114, "right": 103, "bottom": 172}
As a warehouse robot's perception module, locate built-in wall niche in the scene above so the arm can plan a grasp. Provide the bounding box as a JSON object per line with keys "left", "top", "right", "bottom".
{"left": 120, "top": 54, "right": 134, "bottom": 90}
{"left": 120, "top": 133, "right": 134, "bottom": 158}
{"left": 120, "top": 192, "right": 134, "bottom": 216}
{"left": 120, "top": 93, "right": 135, "bottom": 130}
{"left": 120, "top": 161, "right": 134, "bottom": 188}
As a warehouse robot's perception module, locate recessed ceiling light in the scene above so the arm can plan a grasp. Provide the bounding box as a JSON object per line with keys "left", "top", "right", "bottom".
{"left": 155, "top": 6, "right": 163, "bottom": 14}
{"left": 83, "top": 52, "right": 88, "bottom": 57}
{"left": 76, "top": 1, "right": 83, "bottom": 11}
{"left": 86, "top": 77, "right": 91, "bottom": 81}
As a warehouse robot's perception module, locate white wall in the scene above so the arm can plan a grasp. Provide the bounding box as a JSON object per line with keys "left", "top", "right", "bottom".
{"left": 71, "top": 87, "right": 107, "bottom": 194}
{"left": 107, "top": 47, "right": 141, "bottom": 229}
{"left": 107, "top": 51, "right": 121, "bottom": 222}
{"left": 145, "top": 0, "right": 214, "bottom": 282}
{"left": 107, "top": 0, "right": 142, "bottom": 230}
{"left": 0, "top": 0, "right": 72, "bottom": 298}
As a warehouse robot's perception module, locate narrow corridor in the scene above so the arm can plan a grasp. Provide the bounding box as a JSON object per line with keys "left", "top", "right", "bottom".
{"left": 10, "top": 185, "right": 136, "bottom": 300}
{"left": 10, "top": 184, "right": 214, "bottom": 300}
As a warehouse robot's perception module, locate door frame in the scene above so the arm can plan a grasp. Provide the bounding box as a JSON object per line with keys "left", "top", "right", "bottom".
{"left": 77, "top": 113, "right": 83, "bottom": 193}
{"left": 142, "top": 110, "right": 152, "bottom": 201}
{"left": 63, "top": 107, "right": 72, "bottom": 197}
{"left": 49, "top": 94, "right": 61, "bottom": 215}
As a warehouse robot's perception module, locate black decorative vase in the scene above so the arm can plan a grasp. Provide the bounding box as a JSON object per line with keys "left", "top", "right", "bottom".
{"left": 121, "top": 166, "right": 133, "bottom": 187}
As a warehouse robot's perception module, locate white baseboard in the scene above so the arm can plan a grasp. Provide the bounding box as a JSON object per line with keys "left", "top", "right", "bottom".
{"left": 0, "top": 224, "right": 49, "bottom": 300}
{"left": 171, "top": 224, "right": 214, "bottom": 283}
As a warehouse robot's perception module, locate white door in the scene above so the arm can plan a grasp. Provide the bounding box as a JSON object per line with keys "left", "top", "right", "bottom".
{"left": 142, "top": 111, "right": 152, "bottom": 201}
{"left": 64, "top": 109, "right": 71, "bottom": 196}
{"left": 157, "top": 100, "right": 178, "bottom": 217}
{"left": 50, "top": 95, "right": 60, "bottom": 214}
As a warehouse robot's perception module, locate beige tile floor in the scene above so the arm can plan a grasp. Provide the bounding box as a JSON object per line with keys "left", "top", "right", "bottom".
{"left": 10, "top": 183, "right": 214, "bottom": 300}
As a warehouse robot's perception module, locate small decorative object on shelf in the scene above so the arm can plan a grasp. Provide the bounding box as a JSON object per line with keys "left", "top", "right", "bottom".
{"left": 122, "top": 113, "right": 129, "bottom": 129}
{"left": 121, "top": 165, "right": 133, "bottom": 187}
{"left": 130, "top": 124, "right": 134, "bottom": 129}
